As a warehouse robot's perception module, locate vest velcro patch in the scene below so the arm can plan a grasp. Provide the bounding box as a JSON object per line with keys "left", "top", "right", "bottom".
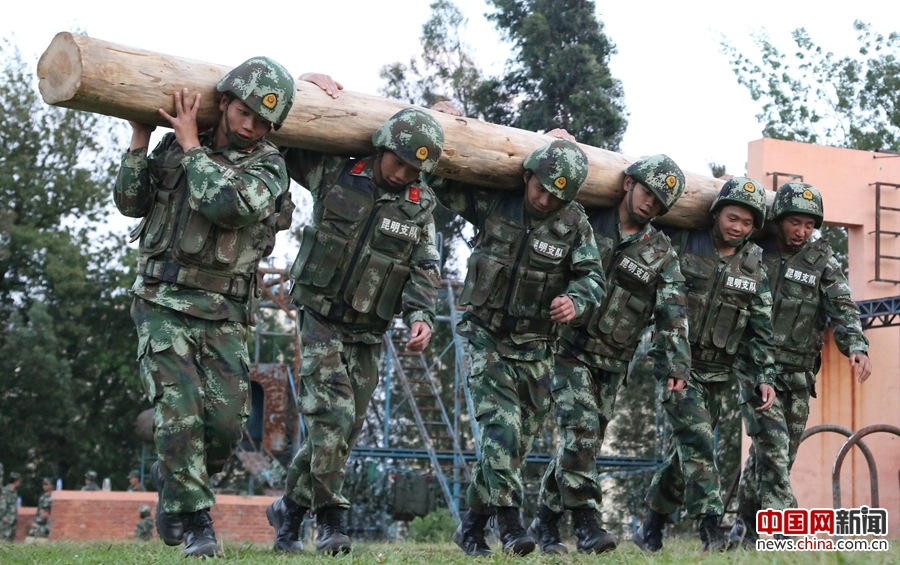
{"left": 785, "top": 267, "right": 817, "bottom": 287}
{"left": 407, "top": 186, "right": 420, "bottom": 203}
{"left": 531, "top": 238, "right": 567, "bottom": 259}
{"left": 378, "top": 217, "right": 419, "bottom": 241}
{"left": 725, "top": 275, "right": 757, "bottom": 293}
{"left": 618, "top": 256, "right": 653, "bottom": 283}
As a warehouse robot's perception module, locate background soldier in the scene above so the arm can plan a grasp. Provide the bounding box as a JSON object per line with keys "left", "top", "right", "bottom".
{"left": 532, "top": 155, "right": 691, "bottom": 555}
{"left": 634, "top": 178, "right": 777, "bottom": 552}
{"left": 425, "top": 136, "right": 606, "bottom": 557}
{"left": 127, "top": 470, "right": 145, "bottom": 492}
{"left": 81, "top": 471, "right": 100, "bottom": 492}
{"left": 135, "top": 505, "right": 154, "bottom": 540}
{"left": 0, "top": 472, "right": 21, "bottom": 542}
{"left": 115, "top": 57, "right": 295, "bottom": 558}
{"left": 28, "top": 477, "right": 53, "bottom": 539}
{"left": 729, "top": 183, "right": 872, "bottom": 547}
{"left": 266, "top": 73, "right": 442, "bottom": 556}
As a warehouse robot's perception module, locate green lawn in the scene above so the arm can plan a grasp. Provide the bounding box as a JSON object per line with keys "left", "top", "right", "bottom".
{"left": 2, "top": 538, "right": 898, "bottom": 564}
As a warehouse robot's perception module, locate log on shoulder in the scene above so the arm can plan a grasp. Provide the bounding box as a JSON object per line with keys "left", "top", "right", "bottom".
{"left": 38, "top": 32, "right": 746, "bottom": 229}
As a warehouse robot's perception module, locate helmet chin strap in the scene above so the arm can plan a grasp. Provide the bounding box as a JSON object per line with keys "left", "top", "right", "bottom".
{"left": 222, "top": 99, "right": 256, "bottom": 149}
{"left": 626, "top": 181, "right": 652, "bottom": 225}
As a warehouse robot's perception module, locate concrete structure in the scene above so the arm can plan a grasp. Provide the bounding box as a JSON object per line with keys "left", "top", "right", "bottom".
{"left": 746, "top": 138, "right": 900, "bottom": 532}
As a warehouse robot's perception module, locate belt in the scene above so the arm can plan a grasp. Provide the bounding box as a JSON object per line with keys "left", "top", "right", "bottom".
{"left": 139, "top": 258, "right": 250, "bottom": 299}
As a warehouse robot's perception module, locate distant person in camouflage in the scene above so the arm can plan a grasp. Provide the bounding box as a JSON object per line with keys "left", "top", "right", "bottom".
{"left": 265, "top": 73, "right": 442, "bottom": 556}
{"left": 81, "top": 470, "right": 100, "bottom": 492}
{"left": 634, "top": 178, "right": 777, "bottom": 553}
{"left": 127, "top": 470, "right": 145, "bottom": 492}
{"left": 135, "top": 505, "right": 154, "bottom": 540}
{"left": 532, "top": 155, "right": 691, "bottom": 555}
{"left": 115, "top": 57, "right": 296, "bottom": 558}
{"left": 0, "top": 472, "right": 21, "bottom": 542}
{"left": 729, "top": 183, "right": 872, "bottom": 548}
{"left": 422, "top": 130, "right": 606, "bottom": 557}
{"left": 27, "top": 478, "right": 53, "bottom": 539}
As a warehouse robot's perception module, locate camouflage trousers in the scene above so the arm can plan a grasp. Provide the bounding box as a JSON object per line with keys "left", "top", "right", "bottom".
{"left": 539, "top": 350, "right": 623, "bottom": 512}
{"left": 0, "top": 519, "right": 15, "bottom": 542}
{"left": 466, "top": 335, "right": 554, "bottom": 513}
{"left": 645, "top": 375, "right": 731, "bottom": 518}
{"left": 132, "top": 298, "right": 251, "bottom": 514}
{"left": 135, "top": 516, "right": 154, "bottom": 540}
{"left": 286, "top": 311, "right": 381, "bottom": 512}
{"left": 735, "top": 375, "right": 811, "bottom": 533}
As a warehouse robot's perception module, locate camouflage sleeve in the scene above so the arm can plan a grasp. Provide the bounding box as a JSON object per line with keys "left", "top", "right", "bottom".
{"left": 182, "top": 148, "right": 289, "bottom": 230}
{"left": 113, "top": 139, "right": 170, "bottom": 218}
{"left": 563, "top": 219, "right": 607, "bottom": 323}
{"left": 402, "top": 217, "right": 441, "bottom": 329}
{"left": 421, "top": 173, "right": 499, "bottom": 229}
{"left": 737, "top": 267, "right": 777, "bottom": 386}
{"left": 279, "top": 147, "right": 340, "bottom": 200}
{"left": 820, "top": 255, "right": 869, "bottom": 356}
{"left": 648, "top": 252, "right": 691, "bottom": 383}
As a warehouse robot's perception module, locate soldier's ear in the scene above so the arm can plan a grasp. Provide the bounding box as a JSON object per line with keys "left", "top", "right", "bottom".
{"left": 622, "top": 175, "right": 634, "bottom": 193}
{"left": 523, "top": 169, "right": 533, "bottom": 185}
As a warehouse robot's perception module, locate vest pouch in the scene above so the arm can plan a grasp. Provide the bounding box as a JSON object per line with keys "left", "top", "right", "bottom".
{"left": 773, "top": 297, "right": 800, "bottom": 346}
{"left": 790, "top": 299, "right": 819, "bottom": 345}
{"left": 376, "top": 263, "right": 410, "bottom": 320}
{"left": 711, "top": 303, "right": 745, "bottom": 351}
{"left": 541, "top": 272, "right": 568, "bottom": 317}
{"left": 510, "top": 267, "right": 546, "bottom": 319}
{"left": 462, "top": 254, "right": 505, "bottom": 307}
{"left": 321, "top": 185, "right": 371, "bottom": 237}
{"left": 178, "top": 209, "right": 213, "bottom": 255}
{"left": 214, "top": 229, "right": 241, "bottom": 265}
{"left": 140, "top": 193, "right": 173, "bottom": 255}
{"left": 595, "top": 286, "right": 630, "bottom": 336}
{"left": 293, "top": 226, "right": 348, "bottom": 289}
{"left": 612, "top": 294, "right": 649, "bottom": 345}
{"left": 349, "top": 253, "right": 392, "bottom": 314}
{"left": 482, "top": 215, "right": 519, "bottom": 257}
{"left": 685, "top": 290, "right": 708, "bottom": 343}
{"left": 371, "top": 215, "right": 417, "bottom": 260}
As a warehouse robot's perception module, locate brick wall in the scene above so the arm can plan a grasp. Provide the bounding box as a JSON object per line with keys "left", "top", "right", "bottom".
{"left": 15, "top": 506, "right": 36, "bottom": 541}
{"left": 44, "top": 490, "right": 277, "bottom": 543}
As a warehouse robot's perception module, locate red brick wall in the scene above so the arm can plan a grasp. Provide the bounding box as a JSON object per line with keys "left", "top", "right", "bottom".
{"left": 46, "top": 490, "right": 277, "bottom": 543}
{"left": 15, "top": 506, "right": 36, "bottom": 541}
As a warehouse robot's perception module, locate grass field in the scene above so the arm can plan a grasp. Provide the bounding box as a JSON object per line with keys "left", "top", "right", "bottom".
{"left": 2, "top": 538, "right": 898, "bottom": 565}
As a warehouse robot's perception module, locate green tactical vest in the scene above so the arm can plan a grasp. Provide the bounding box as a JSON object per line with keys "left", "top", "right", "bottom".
{"left": 562, "top": 207, "right": 671, "bottom": 360}
{"left": 679, "top": 229, "right": 763, "bottom": 365}
{"left": 458, "top": 194, "right": 582, "bottom": 336}
{"left": 132, "top": 135, "right": 283, "bottom": 299}
{"left": 289, "top": 158, "right": 433, "bottom": 331}
{"left": 760, "top": 236, "right": 832, "bottom": 369}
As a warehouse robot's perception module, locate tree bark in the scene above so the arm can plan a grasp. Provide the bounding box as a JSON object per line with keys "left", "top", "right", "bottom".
{"left": 38, "top": 32, "right": 748, "bottom": 228}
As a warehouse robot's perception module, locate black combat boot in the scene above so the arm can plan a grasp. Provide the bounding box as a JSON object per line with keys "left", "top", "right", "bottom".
{"left": 181, "top": 509, "right": 220, "bottom": 558}
{"left": 315, "top": 506, "right": 351, "bottom": 555}
{"left": 727, "top": 516, "right": 758, "bottom": 550}
{"left": 267, "top": 495, "right": 308, "bottom": 553}
{"left": 527, "top": 505, "right": 567, "bottom": 555}
{"left": 632, "top": 508, "right": 666, "bottom": 552}
{"left": 150, "top": 461, "right": 184, "bottom": 546}
{"left": 453, "top": 509, "right": 492, "bottom": 557}
{"left": 496, "top": 507, "right": 536, "bottom": 556}
{"left": 698, "top": 515, "right": 728, "bottom": 552}
{"left": 572, "top": 508, "right": 617, "bottom": 554}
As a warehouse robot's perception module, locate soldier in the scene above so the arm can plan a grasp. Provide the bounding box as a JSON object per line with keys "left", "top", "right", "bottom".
{"left": 264, "top": 74, "right": 442, "bottom": 556}
{"left": 0, "top": 472, "right": 21, "bottom": 542}
{"left": 421, "top": 134, "right": 606, "bottom": 557}
{"left": 633, "top": 178, "right": 777, "bottom": 552}
{"left": 115, "top": 57, "right": 295, "bottom": 558}
{"left": 135, "top": 505, "right": 154, "bottom": 540}
{"left": 127, "top": 470, "right": 146, "bottom": 492}
{"left": 81, "top": 471, "right": 100, "bottom": 492}
{"left": 729, "top": 183, "right": 872, "bottom": 547}
{"left": 28, "top": 478, "right": 53, "bottom": 539}
{"left": 530, "top": 155, "right": 691, "bottom": 555}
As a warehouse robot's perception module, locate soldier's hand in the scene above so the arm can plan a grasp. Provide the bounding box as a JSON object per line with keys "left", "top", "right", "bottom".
{"left": 431, "top": 101, "right": 463, "bottom": 116}
{"left": 546, "top": 128, "right": 576, "bottom": 142}
{"left": 301, "top": 73, "right": 343, "bottom": 99}
{"left": 550, "top": 296, "right": 576, "bottom": 323}
{"left": 406, "top": 321, "right": 432, "bottom": 352}
{"left": 756, "top": 383, "right": 776, "bottom": 411}
{"left": 128, "top": 121, "right": 156, "bottom": 150}
{"left": 158, "top": 88, "right": 201, "bottom": 151}
{"left": 667, "top": 377, "right": 686, "bottom": 392}
{"left": 849, "top": 352, "right": 872, "bottom": 382}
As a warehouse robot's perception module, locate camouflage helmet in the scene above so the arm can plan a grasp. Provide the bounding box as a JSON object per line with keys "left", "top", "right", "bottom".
{"left": 710, "top": 177, "right": 767, "bottom": 229}
{"left": 127, "top": 470, "right": 141, "bottom": 480}
{"left": 216, "top": 57, "right": 295, "bottom": 130}
{"left": 372, "top": 108, "right": 444, "bottom": 173}
{"left": 139, "top": 504, "right": 151, "bottom": 518}
{"left": 623, "top": 154, "right": 685, "bottom": 214}
{"left": 771, "top": 182, "right": 824, "bottom": 229}
{"left": 85, "top": 470, "right": 98, "bottom": 481}
{"left": 523, "top": 139, "right": 589, "bottom": 201}
{"left": 8, "top": 472, "right": 21, "bottom": 483}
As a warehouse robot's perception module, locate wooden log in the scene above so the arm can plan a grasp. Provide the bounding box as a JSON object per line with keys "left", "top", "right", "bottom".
{"left": 38, "top": 32, "right": 760, "bottom": 229}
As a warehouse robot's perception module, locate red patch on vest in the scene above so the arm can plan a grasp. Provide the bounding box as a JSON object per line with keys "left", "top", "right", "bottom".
{"left": 408, "top": 186, "right": 420, "bottom": 203}
{"left": 350, "top": 160, "right": 366, "bottom": 175}
{"left": 643, "top": 233, "right": 650, "bottom": 240}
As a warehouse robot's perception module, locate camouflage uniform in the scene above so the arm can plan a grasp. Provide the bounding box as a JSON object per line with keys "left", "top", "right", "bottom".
{"left": 282, "top": 108, "right": 441, "bottom": 514}
{"left": 0, "top": 484, "right": 16, "bottom": 542}
{"left": 81, "top": 471, "right": 100, "bottom": 492}
{"left": 734, "top": 184, "right": 869, "bottom": 537}
{"left": 645, "top": 179, "right": 776, "bottom": 522}
{"left": 135, "top": 506, "right": 154, "bottom": 540}
{"left": 539, "top": 155, "right": 691, "bottom": 517}
{"left": 114, "top": 59, "right": 294, "bottom": 516}
{"left": 28, "top": 486, "right": 52, "bottom": 539}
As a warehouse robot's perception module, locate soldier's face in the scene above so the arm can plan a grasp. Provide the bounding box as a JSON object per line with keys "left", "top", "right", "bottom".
{"left": 218, "top": 95, "right": 273, "bottom": 144}
{"left": 379, "top": 150, "right": 420, "bottom": 188}
{"left": 623, "top": 177, "right": 663, "bottom": 220}
{"left": 779, "top": 214, "right": 816, "bottom": 247}
{"left": 716, "top": 204, "right": 755, "bottom": 243}
{"left": 43, "top": 482, "right": 53, "bottom": 492}
{"left": 525, "top": 172, "right": 564, "bottom": 214}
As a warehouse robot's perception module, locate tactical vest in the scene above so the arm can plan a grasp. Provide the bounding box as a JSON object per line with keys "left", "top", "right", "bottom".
{"left": 562, "top": 208, "right": 671, "bottom": 361}
{"left": 679, "top": 230, "right": 763, "bottom": 365}
{"left": 458, "top": 195, "right": 582, "bottom": 336}
{"left": 131, "top": 136, "right": 282, "bottom": 300}
{"left": 761, "top": 236, "right": 832, "bottom": 369}
{"left": 289, "top": 158, "right": 432, "bottom": 331}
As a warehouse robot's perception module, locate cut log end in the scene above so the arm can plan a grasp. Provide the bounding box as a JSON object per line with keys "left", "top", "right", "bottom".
{"left": 37, "top": 31, "right": 83, "bottom": 105}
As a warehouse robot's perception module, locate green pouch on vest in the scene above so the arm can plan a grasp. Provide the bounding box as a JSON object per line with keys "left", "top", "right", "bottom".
{"left": 790, "top": 299, "right": 819, "bottom": 345}
{"left": 773, "top": 297, "right": 800, "bottom": 346}
{"left": 612, "top": 294, "right": 649, "bottom": 344}
{"left": 350, "top": 253, "right": 392, "bottom": 313}
{"left": 215, "top": 230, "right": 240, "bottom": 264}
{"left": 510, "top": 267, "right": 546, "bottom": 319}
{"left": 293, "top": 226, "right": 348, "bottom": 289}
{"left": 141, "top": 192, "right": 173, "bottom": 254}
{"left": 376, "top": 263, "right": 410, "bottom": 320}
{"left": 179, "top": 209, "right": 212, "bottom": 255}
{"left": 463, "top": 255, "right": 504, "bottom": 307}
{"left": 711, "top": 303, "right": 745, "bottom": 353}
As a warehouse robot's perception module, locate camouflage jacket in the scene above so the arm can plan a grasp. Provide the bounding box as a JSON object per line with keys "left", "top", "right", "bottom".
{"left": 114, "top": 130, "right": 291, "bottom": 324}
{"left": 759, "top": 234, "right": 868, "bottom": 389}
{"left": 425, "top": 175, "right": 606, "bottom": 357}
{"left": 135, "top": 516, "right": 154, "bottom": 540}
{"left": 37, "top": 493, "right": 51, "bottom": 511}
{"left": 283, "top": 149, "right": 440, "bottom": 342}
{"left": 668, "top": 228, "right": 776, "bottom": 386}
{"left": 0, "top": 486, "right": 15, "bottom": 522}
{"left": 562, "top": 207, "right": 690, "bottom": 382}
